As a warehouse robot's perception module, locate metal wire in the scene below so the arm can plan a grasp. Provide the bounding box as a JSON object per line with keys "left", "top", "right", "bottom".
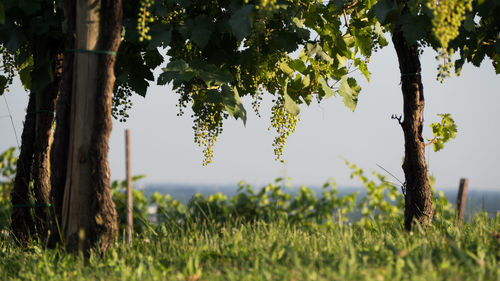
{"left": 3, "top": 95, "right": 20, "bottom": 148}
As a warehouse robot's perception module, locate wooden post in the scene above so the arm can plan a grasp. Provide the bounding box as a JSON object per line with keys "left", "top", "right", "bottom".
{"left": 62, "top": 0, "right": 101, "bottom": 251}
{"left": 456, "top": 178, "right": 469, "bottom": 225}
{"left": 125, "top": 129, "right": 133, "bottom": 243}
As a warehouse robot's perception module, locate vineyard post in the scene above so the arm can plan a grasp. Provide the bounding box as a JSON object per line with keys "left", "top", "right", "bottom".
{"left": 125, "top": 129, "right": 132, "bottom": 243}
{"left": 456, "top": 178, "right": 469, "bottom": 225}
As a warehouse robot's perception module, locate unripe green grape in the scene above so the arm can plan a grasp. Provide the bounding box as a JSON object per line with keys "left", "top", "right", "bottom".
{"left": 269, "top": 96, "right": 299, "bottom": 161}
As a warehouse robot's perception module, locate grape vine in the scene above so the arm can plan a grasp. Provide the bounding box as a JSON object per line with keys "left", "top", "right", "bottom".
{"left": 144, "top": 0, "right": 386, "bottom": 164}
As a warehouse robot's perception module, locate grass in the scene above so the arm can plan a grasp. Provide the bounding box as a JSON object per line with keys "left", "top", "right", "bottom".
{"left": 0, "top": 213, "right": 499, "bottom": 281}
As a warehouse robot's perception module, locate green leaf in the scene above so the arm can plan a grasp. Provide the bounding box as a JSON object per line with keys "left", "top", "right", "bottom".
{"left": 153, "top": 0, "right": 169, "bottom": 17}
{"left": 159, "top": 60, "right": 191, "bottom": 85}
{"left": 318, "top": 77, "right": 336, "bottom": 98}
{"left": 190, "top": 15, "right": 212, "bottom": 49}
{"left": 144, "top": 49, "right": 164, "bottom": 69}
{"left": 400, "top": 14, "right": 426, "bottom": 45}
{"left": 354, "top": 34, "right": 372, "bottom": 56}
{"left": 30, "top": 60, "right": 52, "bottom": 92}
{"left": 270, "top": 32, "right": 300, "bottom": 52}
{"left": 354, "top": 58, "right": 370, "bottom": 82}
{"left": 337, "top": 77, "right": 360, "bottom": 111}
{"left": 19, "top": 0, "right": 41, "bottom": 15}
{"left": 366, "top": 0, "right": 377, "bottom": 9}
{"left": 463, "top": 15, "right": 475, "bottom": 32}
{"left": 374, "top": 22, "right": 388, "bottom": 47}
{"left": 148, "top": 25, "right": 172, "bottom": 50}
{"left": 0, "top": 3, "right": 5, "bottom": 25}
{"left": 305, "top": 43, "right": 333, "bottom": 63}
{"left": 373, "top": 0, "right": 398, "bottom": 25}
{"left": 430, "top": 113, "right": 457, "bottom": 152}
{"left": 229, "top": 5, "right": 254, "bottom": 41}
{"left": 279, "top": 61, "right": 294, "bottom": 76}
{"left": 434, "top": 139, "right": 444, "bottom": 152}
{"left": 221, "top": 85, "right": 247, "bottom": 124}
{"left": 19, "top": 67, "right": 31, "bottom": 90}
{"left": 199, "top": 65, "right": 233, "bottom": 88}
{"left": 0, "top": 75, "right": 7, "bottom": 95}
{"left": 6, "top": 27, "right": 26, "bottom": 52}
{"left": 289, "top": 59, "right": 307, "bottom": 74}
{"left": 163, "top": 60, "right": 190, "bottom": 72}
{"left": 284, "top": 92, "right": 300, "bottom": 116}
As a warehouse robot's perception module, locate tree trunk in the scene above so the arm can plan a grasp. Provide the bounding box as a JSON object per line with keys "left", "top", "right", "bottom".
{"left": 10, "top": 52, "right": 63, "bottom": 244}
{"left": 49, "top": 0, "right": 76, "bottom": 247}
{"left": 31, "top": 48, "right": 63, "bottom": 243}
{"left": 392, "top": 30, "right": 433, "bottom": 231}
{"left": 11, "top": 93, "right": 36, "bottom": 243}
{"left": 61, "top": 0, "right": 121, "bottom": 253}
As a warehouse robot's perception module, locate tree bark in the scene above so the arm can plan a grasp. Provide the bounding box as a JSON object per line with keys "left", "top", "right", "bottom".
{"left": 10, "top": 50, "right": 63, "bottom": 244}
{"left": 61, "top": 0, "right": 121, "bottom": 253}
{"left": 11, "top": 93, "right": 36, "bottom": 243}
{"left": 31, "top": 47, "right": 63, "bottom": 243}
{"left": 10, "top": 2, "right": 65, "bottom": 245}
{"left": 49, "top": 0, "right": 76, "bottom": 247}
{"left": 392, "top": 30, "right": 433, "bottom": 231}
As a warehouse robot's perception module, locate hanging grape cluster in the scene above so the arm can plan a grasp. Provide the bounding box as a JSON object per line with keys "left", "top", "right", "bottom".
{"left": 426, "top": 0, "right": 472, "bottom": 82}
{"left": 427, "top": 0, "right": 472, "bottom": 49}
{"left": 192, "top": 102, "right": 227, "bottom": 166}
{"left": 112, "top": 85, "right": 133, "bottom": 122}
{"left": 138, "top": 0, "right": 155, "bottom": 42}
{"left": 0, "top": 47, "right": 22, "bottom": 94}
{"left": 435, "top": 48, "right": 456, "bottom": 82}
{"left": 269, "top": 97, "right": 299, "bottom": 162}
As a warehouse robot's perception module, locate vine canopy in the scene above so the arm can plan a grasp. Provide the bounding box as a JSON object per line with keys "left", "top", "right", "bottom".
{"left": 137, "top": 0, "right": 387, "bottom": 163}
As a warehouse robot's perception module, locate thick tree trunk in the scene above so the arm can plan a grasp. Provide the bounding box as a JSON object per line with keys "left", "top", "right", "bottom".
{"left": 11, "top": 94, "right": 36, "bottom": 243}
{"left": 10, "top": 51, "right": 63, "bottom": 244}
{"left": 90, "top": 0, "right": 123, "bottom": 251}
{"left": 32, "top": 50, "right": 63, "bottom": 243}
{"left": 61, "top": 0, "right": 121, "bottom": 253}
{"left": 392, "top": 30, "right": 434, "bottom": 231}
{"left": 49, "top": 0, "right": 76, "bottom": 247}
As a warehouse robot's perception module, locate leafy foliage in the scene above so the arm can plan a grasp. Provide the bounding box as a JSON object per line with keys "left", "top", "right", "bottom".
{"left": 143, "top": 0, "right": 387, "bottom": 163}
{"left": 109, "top": 160, "right": 454, "bottom": 236}
{"left": 0, "top": 1, "right": 64, "bottom": 94}
{"left": 450, "top": 0, "right": 500, "bottom": 75}
{"left": 345, "top": 160, "right": 405, "bottom": 222}
{"left": 0, "top": 147, "right": 16, "bottom": 230}
{"left": 372, "top": 0, "right": 499, "bottom": 80}
{"left": 0, "top": 0, "right": 162, "bottom": 123}
{"left": 111, "top": 175, "right": 151, "bottom": 234}
{"left": 428, "top": 113, "right": 458, "bottom": 152}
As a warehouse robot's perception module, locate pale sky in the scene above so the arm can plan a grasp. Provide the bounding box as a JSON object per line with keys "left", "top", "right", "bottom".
{"left": 1, "top": 42, "right": 499, "bottom": 191}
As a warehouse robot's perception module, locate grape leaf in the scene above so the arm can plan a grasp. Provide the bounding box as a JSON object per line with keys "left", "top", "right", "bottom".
{"left": 5, "top": 26, "right": 26, "bottom": 52}
{"left": 0, "top": 3, "right": 5, "bottom": 25}
{"left": 284, "top": 92, "right": 300, "bottom": 116}
{"left": 229, "top": 5, "right": 254, "bottom": 41}
{"left": 373, "top": 0, "right": 399, "bottom": 25}
{"left": 148, "top": 24, "right": 171, "bottom": 50}
{"left": 190, "top": 15, "right": 212, "bottom": 48}
{"left": 0, "top": 75, "right": 7, "bottom": 95}
{"left": 338, "top": 76, "right": 360, "bottom": 111}
{"left": 221, "top": 85, "right": 247, "bottom": 124}
{"left": 289, "top": 59, "right": 307, "bottom": 74}
{"left": 199, "top": 65, "right": 233, "bottom": 88}
{"left": 318, "top": 77, "right": 336, "bottom": 98}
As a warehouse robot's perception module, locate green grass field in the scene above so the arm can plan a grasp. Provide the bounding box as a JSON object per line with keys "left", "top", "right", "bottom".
{"left": 2, "top": 152, "right": 499, "bottom": 280}
{"left": 1, "top": 213, "right": 499, "bottom": 281}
